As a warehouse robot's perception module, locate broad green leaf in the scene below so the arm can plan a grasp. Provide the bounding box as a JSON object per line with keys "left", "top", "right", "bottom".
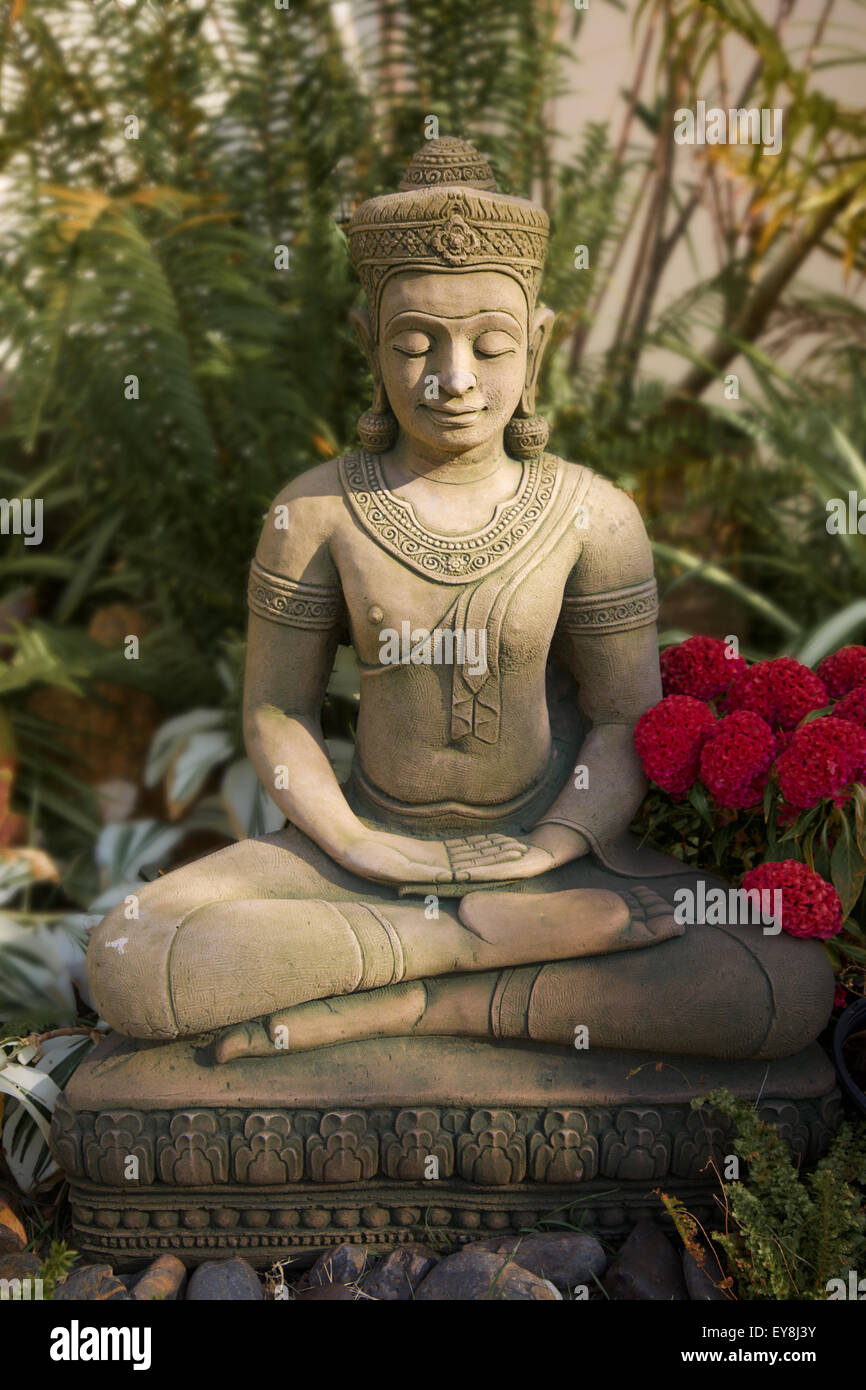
{"left": 830, "top": 811, "right": 866, "bottom": 917}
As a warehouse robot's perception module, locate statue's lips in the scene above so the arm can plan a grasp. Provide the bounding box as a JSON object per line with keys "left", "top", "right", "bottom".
{"left": 424, "top": 405, "right": 486, "bottom": 426}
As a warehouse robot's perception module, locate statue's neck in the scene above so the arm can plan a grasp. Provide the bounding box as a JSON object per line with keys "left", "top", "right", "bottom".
{"left": 384, "top": 434, "right": 512, "bottom": 487}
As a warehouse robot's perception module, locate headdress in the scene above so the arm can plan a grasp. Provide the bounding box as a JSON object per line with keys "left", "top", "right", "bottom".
{"left": 347, "top": 138, "right": 551, "bottom": 458}
{"left": 347, "top": 137, "right": 549, "bottom": 331}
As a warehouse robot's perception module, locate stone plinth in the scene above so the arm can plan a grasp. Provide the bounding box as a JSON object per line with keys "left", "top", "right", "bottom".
{"left": 51, "top": 1033, "right": 840, "bottom": 1268}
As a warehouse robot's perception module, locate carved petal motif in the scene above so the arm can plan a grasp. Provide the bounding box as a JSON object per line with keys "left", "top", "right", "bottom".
{"left": 529, "top": 1109, "right": 598, "bottom": 1183}
{"left": 157, "top": 1111, "right": 229, "bottom": 1185}
{"left": 306, "top": 1112, "right": 378, "bottom": 1184}
{"left": 456, "top": 1109, "right": 526, "bottom": 1185}
{"left": 232, "top": 1112, "right": 304, "bottom": 1184}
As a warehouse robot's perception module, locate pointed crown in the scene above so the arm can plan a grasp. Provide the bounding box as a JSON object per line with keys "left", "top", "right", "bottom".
{"left": 348, "top": 137, "right": 549, "bottom": 330}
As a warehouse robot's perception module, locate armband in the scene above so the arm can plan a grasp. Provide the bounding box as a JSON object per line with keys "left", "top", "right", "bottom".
{"left": 557, "top": 577, "right": 658, "bottom": 635}
{"left": 247, "top": 558, "right": 346, "bottom": 631}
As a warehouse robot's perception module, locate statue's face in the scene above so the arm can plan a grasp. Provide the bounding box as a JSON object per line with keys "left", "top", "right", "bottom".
{"left": 378, "top": 270, "right": 530, "bottom": 455}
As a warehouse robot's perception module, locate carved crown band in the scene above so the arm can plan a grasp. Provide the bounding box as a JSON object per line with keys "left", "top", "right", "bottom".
{"left": 348, "top": 188, "right": 549, "bottom": 322}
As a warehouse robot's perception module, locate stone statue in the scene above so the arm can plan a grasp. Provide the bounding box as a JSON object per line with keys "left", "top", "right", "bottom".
{"left": 88, "top": 138, "right": 832, "bottom": 1069}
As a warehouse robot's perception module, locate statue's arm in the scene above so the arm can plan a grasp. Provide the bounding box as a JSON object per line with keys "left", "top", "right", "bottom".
{"left": 529, "top": 475, "right": 662, "bottom": 866}
{"left": 242, "top": 474, "right": 457, "bottom": 884}
{"left": 242, "top": 476, "right": 367, "bottom": 858}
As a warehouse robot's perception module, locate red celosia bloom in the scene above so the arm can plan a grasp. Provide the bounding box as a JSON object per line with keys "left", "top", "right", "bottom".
{"left": 817, "top": 645, "right": 866, "bottom": 699}
{"left": 776, "top": 716, "right": 866, "bottom": 809}
{"left": 724, "top": 657, "right": 827, "bottom": 731}
{"left": 741, "top": 860, "right": 842, "bottom": 940}
{"left": 660, "top": 635, "right": 746, "bottom": 700}
{"left": 833, "top": 683, "right": 866, "bottom": 729}
{"left": 634, "top": 695, "right": 716, "bottom": 799}
{"left": 699, "top": 711, "right": 776, "bottom": 810}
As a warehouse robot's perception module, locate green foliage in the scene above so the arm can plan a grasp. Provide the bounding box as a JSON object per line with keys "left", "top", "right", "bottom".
{"left": 696, "top": 1088, "right": 866, "bottom": 1300}
{"left": 38, "top": 1241, "right": 78, "bottom": 1300}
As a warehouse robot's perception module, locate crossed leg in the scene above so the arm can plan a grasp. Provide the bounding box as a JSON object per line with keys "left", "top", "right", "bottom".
{"left": 87, "top": 821, "right": 833, "bottom": 1062}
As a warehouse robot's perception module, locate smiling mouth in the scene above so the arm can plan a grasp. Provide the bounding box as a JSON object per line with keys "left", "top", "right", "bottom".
{"left": 424, "top": 405, "right": 486, "bottom": 424}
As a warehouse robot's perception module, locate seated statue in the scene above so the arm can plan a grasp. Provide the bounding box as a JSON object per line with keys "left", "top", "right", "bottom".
{"left": 88, "top": 138, "right": 832, "bottom": 1071}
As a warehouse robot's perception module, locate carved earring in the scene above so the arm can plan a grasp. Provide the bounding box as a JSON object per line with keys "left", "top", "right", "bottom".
{"left": 504, "top": 412, "right": 549, "bottom": 459}
{"left": 358, "top": 409, "right": 398, "bottom": 453}
{"left": 357, "top": 368, "right": 398, "bottom": 453}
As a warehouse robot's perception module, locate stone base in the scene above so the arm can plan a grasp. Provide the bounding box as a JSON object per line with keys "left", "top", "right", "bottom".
{"left": 52, "top": 1033, "right": 841, "bottom": 1268}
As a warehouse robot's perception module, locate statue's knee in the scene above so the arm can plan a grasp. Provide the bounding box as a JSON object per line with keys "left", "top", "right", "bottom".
{"left": 744, "top": 931, "right": 835, "bottom": 1058}
{"left": 87, "top": 895, "right": 180, "bottom": 1039}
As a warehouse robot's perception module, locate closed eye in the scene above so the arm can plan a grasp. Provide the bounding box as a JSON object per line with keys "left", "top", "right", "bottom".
{"left": 474, "top": 330, "right": 519, "bottom": 358}
{"left": 391, "top": 331, "right": 434, "bottom": 357}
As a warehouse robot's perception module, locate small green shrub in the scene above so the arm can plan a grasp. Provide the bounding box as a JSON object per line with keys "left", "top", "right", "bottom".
{"left": 696, "top": 1088, "right": 866, "bottom": 1300}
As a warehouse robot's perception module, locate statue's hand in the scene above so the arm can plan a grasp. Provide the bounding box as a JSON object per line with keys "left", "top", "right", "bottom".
{"left": 442, "top": 834, "right": 556, "bottom": 883}
{"left": 335, "top": 829, "right": 556, "bottom": 886}
{"left": 336, "top": 830, "right": 454, "bottom": 885}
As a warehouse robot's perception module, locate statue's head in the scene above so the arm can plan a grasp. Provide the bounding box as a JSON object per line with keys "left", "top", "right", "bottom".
{"left": 347, "top": 138, "right": 553, "bottom": 459}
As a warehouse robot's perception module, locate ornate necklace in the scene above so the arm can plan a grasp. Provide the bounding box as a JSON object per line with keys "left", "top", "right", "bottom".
{"left": 339, "top": 449, "right": 561, "bottom": 583}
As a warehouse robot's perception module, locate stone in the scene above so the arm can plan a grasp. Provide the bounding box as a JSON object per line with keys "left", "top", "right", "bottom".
{"left": 298, "top": 1242, "right": 371, "bottom": 1289}
{"left": 603, "top": 1219, "right": 689, "bottom": 1301}
{"left": 415, "top": 1247, "right": 559, "bottom": 1301}
{"left": 53, "top": 1264, "right": 130, "bottom": 1301}
{"left": 471, "top": 1232, "right": 607, "bottom": 1291}
{"left": 0, "top": 1251, "right": 42, "bottom": 1288}
{"left": 132, "top": 1253, "right": 187, "bottom": 1301}
{"left": 186, "top": 1257, "right": 263, "bottom": 1301}
{"left": 360, "top": 1244, "right": 439, "bottom": 1300}
{"left": 683, "top": 1249, "right": 730, "bottom": 1301}
{"left": 0, "top": 1195, "right": 26, "bottom": 1255}
{"left": 295, "top": 1282, "right": 357, "bottom": 1301}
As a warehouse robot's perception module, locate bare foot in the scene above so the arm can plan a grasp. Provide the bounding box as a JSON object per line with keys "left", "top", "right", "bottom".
{"left": 214, "top": 1018, "right": 272, "bottom": 1063}
{"left": 458, "top": 885, "right": 682, "bottom": 957}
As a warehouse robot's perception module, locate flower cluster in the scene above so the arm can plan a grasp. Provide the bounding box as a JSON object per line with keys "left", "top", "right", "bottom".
{"left": 775, "top": 717, "right": 866, "bottom": 810}
{"left": 817, "top": 645, "right": 866, "bottom": 699}
{"left": 833, "top": 683, "right": 866, "bottom": 729}
{"left": 634, "top": 695, "right": 715, "bottom": 798}
{"left": 699, "top": 711, "right": 776, "bottom": 810}
{"left": 723, "top": 656, "right": 827, "bottom": 731}
{"left": 660, "top": 635, "right": 746, "bottom": 700}
{"left": 741, "top": 861, "right": 842, "bottom": 940}
{"left": 634, "top": 637, "right": 865, "bottom": 954}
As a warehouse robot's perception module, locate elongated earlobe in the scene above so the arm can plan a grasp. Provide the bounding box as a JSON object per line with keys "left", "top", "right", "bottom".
{"left": 349, "top": 307, "right": 398, "bottom": 452}
{"left": 504, "top": 304, "right": 554, "bottom": 458}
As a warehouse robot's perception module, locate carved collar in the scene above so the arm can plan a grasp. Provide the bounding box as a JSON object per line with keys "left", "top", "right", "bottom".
{"left": 339, "top": 449, "right": 561, "bottom": 583}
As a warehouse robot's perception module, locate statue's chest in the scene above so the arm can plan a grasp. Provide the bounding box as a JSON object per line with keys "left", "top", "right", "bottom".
{"left": 333, "top": 528, "right": 577, "bottom": 669}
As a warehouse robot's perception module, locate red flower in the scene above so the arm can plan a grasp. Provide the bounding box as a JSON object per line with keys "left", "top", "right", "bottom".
{"left": 724, "top": 657, "right": 827, "bottom": 732}
{"left": 699, "top": 711, "right": 776, "bottom": 809}
{"left": 817, "top": 645, "right": 866, "bottom": 699}
{"left": 833, "top": 683, "right": 866, "bottom": 729}
{"left": 776, "top": 716, "right": 866, "bottom": 809}
{"left": 634, "top": 695, "right": 716, "bottom": 799}
{"left": 742, "top": 860, "right": 842, "bottom": 940}
{"left": 660, "top": 636, "right": 746, "bottom": 700}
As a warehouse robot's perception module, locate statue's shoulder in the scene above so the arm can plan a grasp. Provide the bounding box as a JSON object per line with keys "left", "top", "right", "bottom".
{"left": 551, "top": 456, "right": 648, "bottom": 532}
{"left": 552, "top": 459, "right": 654, "bottom": 590}
{"left": 255, "top": 458, "right": 348, "bottom": 578}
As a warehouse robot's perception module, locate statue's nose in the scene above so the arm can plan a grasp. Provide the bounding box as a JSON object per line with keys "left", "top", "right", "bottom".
{"left": 438, "top": 369, "right": 478, "bottom": 398}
